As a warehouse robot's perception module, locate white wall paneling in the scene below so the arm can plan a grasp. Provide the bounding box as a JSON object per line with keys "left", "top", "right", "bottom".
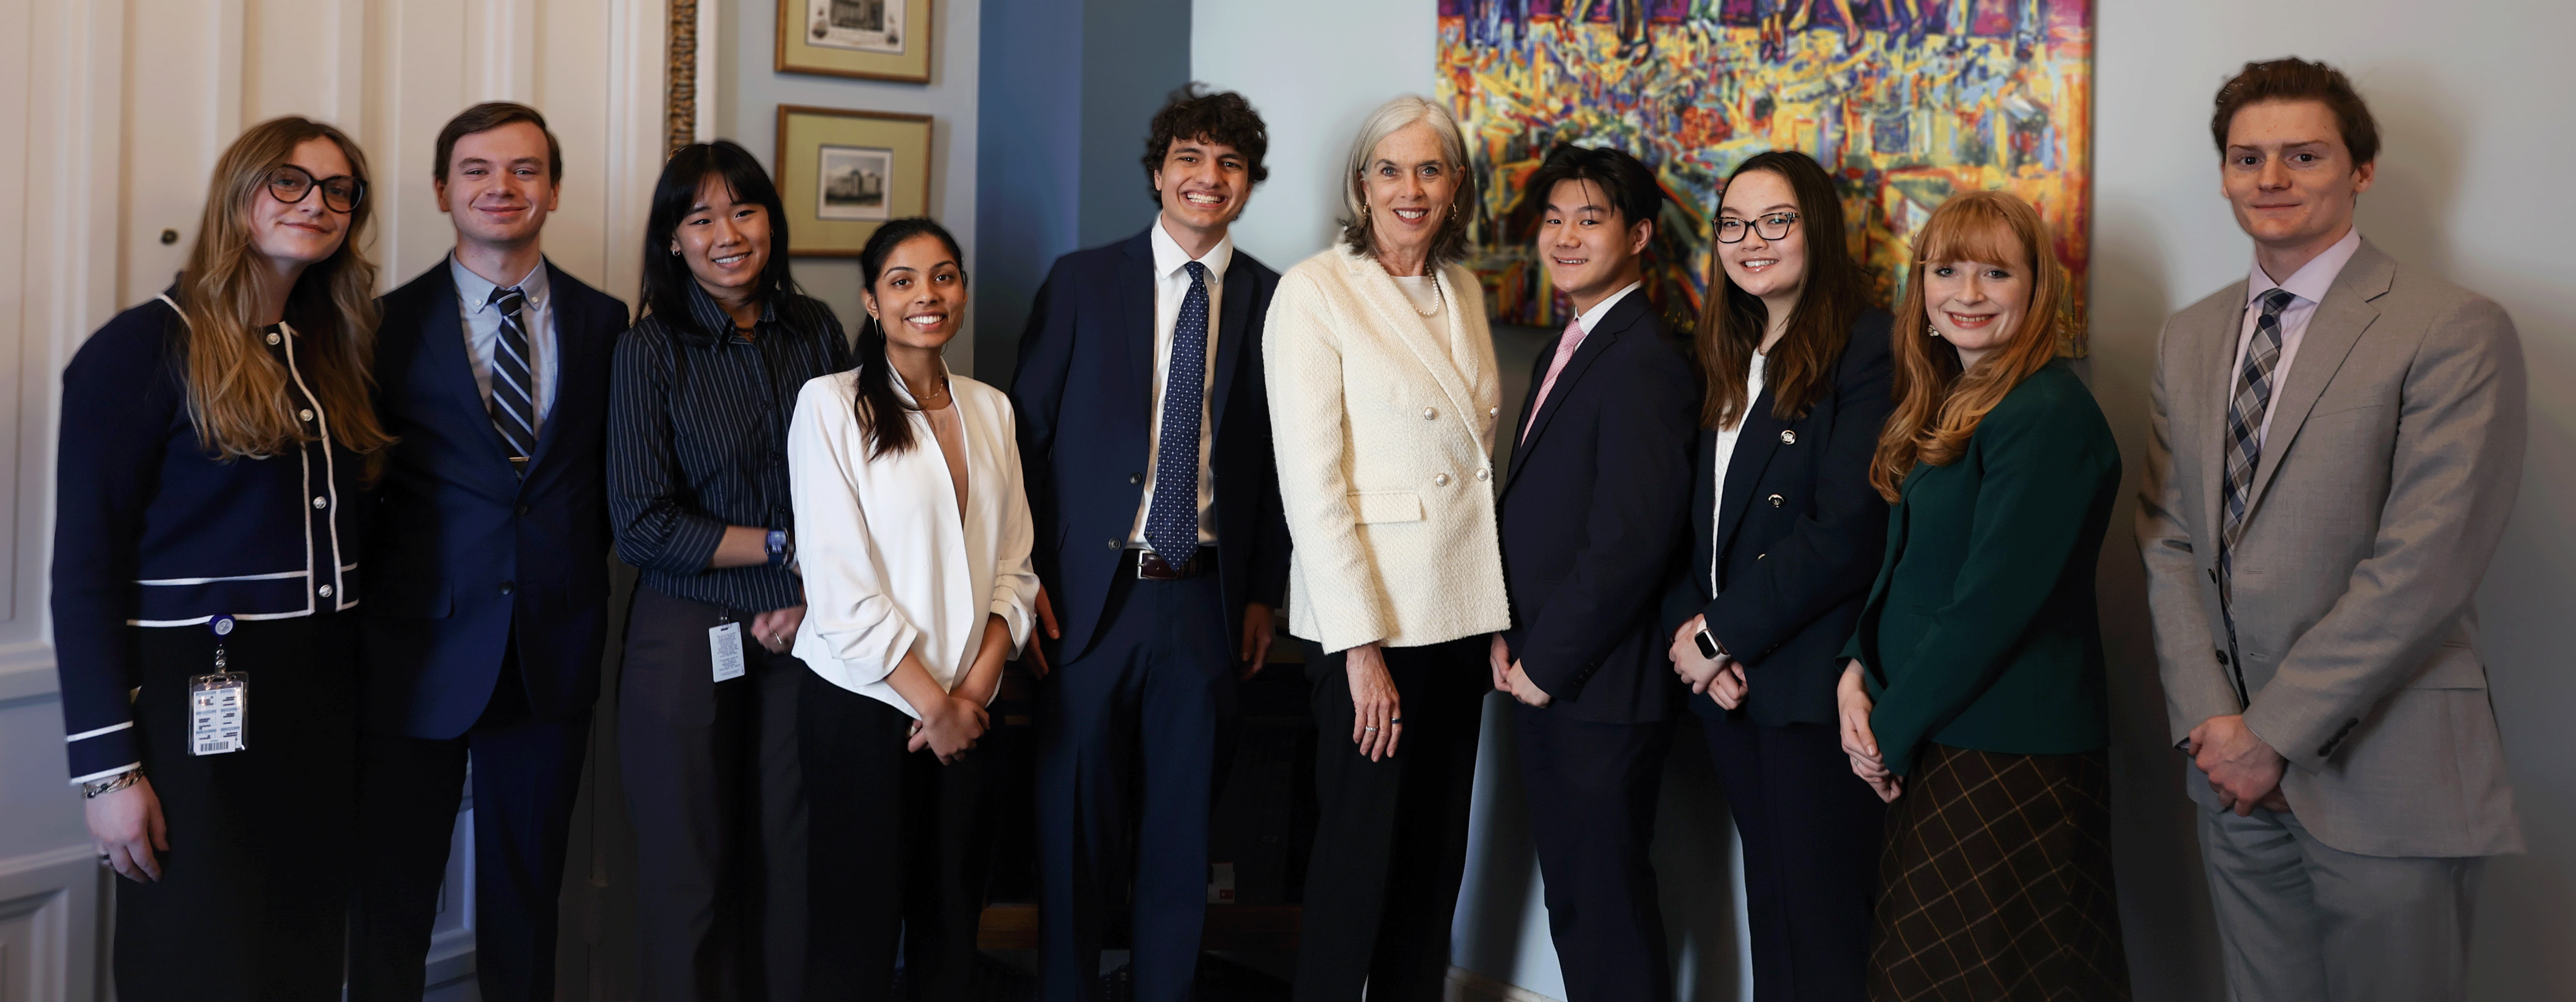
{"left": 0, "top": 847, "right": 104, "bottom": 1002}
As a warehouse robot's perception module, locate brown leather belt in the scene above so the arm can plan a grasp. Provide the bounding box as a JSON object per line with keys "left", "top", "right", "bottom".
{"left": 1132, "top": 548, "right": 1202, "bottom": 580}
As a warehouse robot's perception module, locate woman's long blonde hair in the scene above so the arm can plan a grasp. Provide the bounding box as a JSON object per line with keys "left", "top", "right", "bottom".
{"left": 1870, "top": 190, "right": 2069, "bottom": 501}
{"left": 176, "top": 116, "right": 392, "bottom": 460}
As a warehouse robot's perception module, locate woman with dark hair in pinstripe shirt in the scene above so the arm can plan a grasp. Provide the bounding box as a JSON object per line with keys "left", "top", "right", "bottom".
{"left": 608, "top": 139, "right": 851, "bottom": 1001}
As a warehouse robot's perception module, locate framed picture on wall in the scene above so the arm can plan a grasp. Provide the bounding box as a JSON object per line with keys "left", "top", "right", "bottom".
{"left": 777, "top": 0, "right": 933, "bottom": 83}
{"left": 776, "top": 105, "right": 933, "bottom": 257}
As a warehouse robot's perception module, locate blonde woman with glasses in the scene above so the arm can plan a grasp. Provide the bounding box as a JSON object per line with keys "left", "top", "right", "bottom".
{"left": 54, "top": 116, "right": 392, "bottom": 1000}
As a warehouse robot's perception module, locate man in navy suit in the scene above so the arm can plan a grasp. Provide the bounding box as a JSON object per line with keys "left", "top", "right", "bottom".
{"left": 1492, "top": 145, "right": 1698, "bottom": 1002}
{"left": 1009, "top": 87, "right": 1293, "bottom": 1002}
{"left": 349, "top": 103, "right": 628, "bottom": 1002}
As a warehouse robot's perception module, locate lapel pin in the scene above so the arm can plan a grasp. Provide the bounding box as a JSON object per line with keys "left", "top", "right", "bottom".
{"left": 1779, "top": 429, "right": 1798, "bottom": 444}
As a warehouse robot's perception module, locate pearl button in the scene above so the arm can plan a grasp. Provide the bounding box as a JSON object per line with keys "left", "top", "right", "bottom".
{"left": 317, "top": 584, "right": 333, "bottom": 597}
{"left": 1474, "top": 468, "right": 1490, "bottom": 481}
{"left": 1434, "top": 473, "right": 1452, "bottom": 486}
{"left": 1489, "top": 407, "right": 1499, "bottom": 417}
{"left": 1422, "top": 407, "right": 1438, "bottom": 421}
{"left": 265, "top": 332, "right": 281, "bottom": 345}
{"left": 299, "top": 409, "right": 315, "bottom": 422}
{"left": 1780, "top": 429, "right": 1798, "bottom": 444}
{"left": 312, "top": 496, "right": 328, "bottom": 509}
{"left": 1768, "top": 494, "right": 1784, "bottom": 507}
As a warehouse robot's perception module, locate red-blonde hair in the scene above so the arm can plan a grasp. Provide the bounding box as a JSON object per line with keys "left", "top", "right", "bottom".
{"left": 1869, "top": 190, "right": 2071, "bottom": 501}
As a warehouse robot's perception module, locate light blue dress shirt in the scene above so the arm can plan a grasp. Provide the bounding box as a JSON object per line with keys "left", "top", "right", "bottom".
{"left": 449, "top": 255, "right": 557, "bottom": 434}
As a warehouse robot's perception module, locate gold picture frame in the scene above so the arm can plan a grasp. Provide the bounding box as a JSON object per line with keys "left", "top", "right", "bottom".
{"left": 776, "top": 106, "right": 934, "bottom": 257}
{"left": 777, "top": 0, "right": 933, "bottom": 84}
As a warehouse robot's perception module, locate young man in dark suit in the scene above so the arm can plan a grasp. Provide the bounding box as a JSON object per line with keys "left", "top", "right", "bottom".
{"left": 1492, "top": 144, "right": 1699, "bottom": 1002}
{"left": 1008, "top": 87, "right": 1293, "bottom": 1002}
{"left": 349, "top": 103, "right": 628, "bottom": 1002}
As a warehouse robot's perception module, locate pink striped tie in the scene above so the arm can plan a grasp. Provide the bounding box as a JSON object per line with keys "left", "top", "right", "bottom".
{"left": 1522, "top": 318, "right": 1587, "bottom": 443}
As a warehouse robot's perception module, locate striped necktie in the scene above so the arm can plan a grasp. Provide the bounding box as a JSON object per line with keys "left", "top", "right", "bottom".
{"left": 2216, "top": 287, "right": 2296, "bottom": 703}
{"left": 488, "top": 285, "right": 536, "bottom": 468}
{"left": 1145, "top": 261, "right": 1210, "bottom": 562}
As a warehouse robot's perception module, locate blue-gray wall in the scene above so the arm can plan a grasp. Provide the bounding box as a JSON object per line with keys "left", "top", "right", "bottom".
{"left": 973, "top": 0, "right": 1193, "bottom": 379}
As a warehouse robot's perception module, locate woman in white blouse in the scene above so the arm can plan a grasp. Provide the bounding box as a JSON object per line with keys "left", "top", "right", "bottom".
{"left": 1262, "top": 94, "right": 1510, "bottom": 1002}
{"left": 785, "top": 217, "right": 1036, "bottom": 1001}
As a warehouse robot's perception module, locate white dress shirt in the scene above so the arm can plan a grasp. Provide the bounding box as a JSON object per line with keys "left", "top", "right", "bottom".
{"left": 1129, "top": 217, "right": 1226, "bottom": 550}
{"left": 787, "top": 368, "right": 1039, "bottom": 718}
{"left": 1710, "top": 350, "right": 1768, "bottom": 593}
{"left": 450, "top": 255, "right": 557, "bottom": 432}
{"left": 2230, "top": 226, "right": 2363, "bottom": 449}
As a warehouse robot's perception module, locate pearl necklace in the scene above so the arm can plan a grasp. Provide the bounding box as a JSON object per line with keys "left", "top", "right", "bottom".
{"left": 1402, "top": 270, "right": 1444, "bottom": 317}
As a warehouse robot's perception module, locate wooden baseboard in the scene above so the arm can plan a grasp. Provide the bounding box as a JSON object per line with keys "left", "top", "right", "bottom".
{"left": 975, "top": 903, "right": 1303, "bottom": 951}
{"left": 1444, "top": 965, "right": 1563, "bottom": 1002}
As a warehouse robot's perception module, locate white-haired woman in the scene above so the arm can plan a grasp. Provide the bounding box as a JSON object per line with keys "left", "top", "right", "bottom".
{"left": 1264, "top": 94, "right": 1507, "bottom": 1002}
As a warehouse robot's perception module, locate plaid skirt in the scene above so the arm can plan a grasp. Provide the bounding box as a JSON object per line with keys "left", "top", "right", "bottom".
{"left": 1866, "top": 744, "right": 2130, "bottom": 1002}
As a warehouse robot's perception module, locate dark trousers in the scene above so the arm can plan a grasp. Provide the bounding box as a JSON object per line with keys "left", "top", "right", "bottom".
{"left": 802, "top": 671, "right": 995, "bottom": 1002}
{"left": 1036, "top": 560, "right": 1234, "bottom": 1002}
{"left": 1697, "top": 709, "right": 1884, "bottom": 1002}
{"left": 116, "top": 613, "right": 357, "bottom": 1002}
{"left": 1517, "top": 705, "right": 1676, "bottom": 1002}
{"left": 619, "top": 585, "right": 809, "bottom": 1002}
{"left": 349, "top": 643, "right": 592, "bottom": 1002}
{"left": 1292, "top": 635, "right": 1488, "bottom": 1002}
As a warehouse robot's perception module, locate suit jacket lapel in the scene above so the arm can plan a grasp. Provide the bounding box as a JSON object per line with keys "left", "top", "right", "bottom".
{"left": 523, "top": 261, "right": 587, "bottom": 476}
{"left": 1207, "top": 257, "right": 1254, "bottom": 441}
{"left": 2195, "top": 280, "right": 2251, "bottom": 547}
{"left": 2245, "top": 242, "right": 2392, "bottom": 515}
{"left": 1345, "top": 249, "right": 1482, "bottom": 453}
{"left": 1712, "top": 388, "right": 1786, "bottom": 558}
{"left": 1504, "top": 293, "right": 1647, "bottom": 495}
{"left": 1119, "top": 231, "right": 1160, "bottom": 418}
{"left": 419, "top": 267, "right": 520, "bottom": 477}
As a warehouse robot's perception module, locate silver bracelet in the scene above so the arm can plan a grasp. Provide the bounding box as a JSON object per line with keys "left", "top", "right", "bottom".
{"left": 81, "top": 772, "right": 140, "bottom": 799}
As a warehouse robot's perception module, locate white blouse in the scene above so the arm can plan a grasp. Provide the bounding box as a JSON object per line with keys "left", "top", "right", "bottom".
{"left": 786, "top": 368, "right": 1038, "bottom": 718}
{"left": 1711, "top": 351, "right": 1768, "bottom": 593}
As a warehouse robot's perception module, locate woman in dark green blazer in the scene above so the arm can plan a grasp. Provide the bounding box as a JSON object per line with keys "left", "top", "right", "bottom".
{"left": 1836, "top": 192, "right": 2130, "bottom": 1001}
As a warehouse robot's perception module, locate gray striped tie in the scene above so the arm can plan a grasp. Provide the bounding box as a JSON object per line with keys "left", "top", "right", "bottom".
{"left": 488, "top": 286, "right": 536, "bottom": 467}
{"left": 2216, "top": 288, "right": 2295, "bottom": 702}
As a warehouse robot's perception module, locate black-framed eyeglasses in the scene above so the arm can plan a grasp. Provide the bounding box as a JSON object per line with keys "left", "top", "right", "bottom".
{"left": 266, "top": 164, "right": 366, "bottom": 214}
{"left": 1715, "top": 211, "right": 1799, "bottom": 243}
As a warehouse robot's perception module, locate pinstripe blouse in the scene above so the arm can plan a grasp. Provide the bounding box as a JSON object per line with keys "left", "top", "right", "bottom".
{"left": 608, "top": 283, "right": 850, "bottom": 612}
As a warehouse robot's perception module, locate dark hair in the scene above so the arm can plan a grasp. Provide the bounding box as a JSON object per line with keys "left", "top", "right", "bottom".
{"left": 639, "top": 141, "right": 799, "bottom": 339}
{"left": 2211, "top": 57, "right": 2380, "bottom": 165}
{"left": 1142, "top": 84, "right": 1271, "bottom": 204}
{"left": 434, "top": 102, "right": 563, "bottom": 184}
{"left": 1696, "top": 150, "right": 1870, "bottom": 430}
{"left": 851, "top": 217, "right": 968, "bottom": 460}
{"left": 1507, "top": 143, "right": 1665, "bottom": 239}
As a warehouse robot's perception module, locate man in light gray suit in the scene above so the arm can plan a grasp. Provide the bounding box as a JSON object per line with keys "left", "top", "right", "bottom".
{"left": 2138, "top": 57, "right": 2524, "bottom": 1002}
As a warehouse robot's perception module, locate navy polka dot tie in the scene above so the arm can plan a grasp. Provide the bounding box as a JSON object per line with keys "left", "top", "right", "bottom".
{"left": 1146, "top": 261, "right": 1210, "bottom": 562}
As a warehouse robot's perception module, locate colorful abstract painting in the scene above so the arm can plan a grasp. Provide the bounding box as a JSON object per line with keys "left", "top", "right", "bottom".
{"left": 1439, "top": 0, "right": 2092, "bottom": 353}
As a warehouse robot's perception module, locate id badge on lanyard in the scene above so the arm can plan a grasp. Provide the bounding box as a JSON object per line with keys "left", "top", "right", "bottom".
{"left": 710, "top": 612, "right": 746, "bottom": 683}
{"left": 190, "top": 614, "right": 248, "bottom": 755}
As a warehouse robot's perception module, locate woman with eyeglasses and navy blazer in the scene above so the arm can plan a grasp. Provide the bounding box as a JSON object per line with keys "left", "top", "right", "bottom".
{"left": 54, "top": 117, "right": 393, "bottom": 1001}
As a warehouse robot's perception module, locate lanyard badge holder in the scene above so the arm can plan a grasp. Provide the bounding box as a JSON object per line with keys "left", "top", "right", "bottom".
{"left": 189, "top": 615, "right": 249, "bottom": 756}
{"left": 709, "top": 610, "right": 746, "bottom": 683}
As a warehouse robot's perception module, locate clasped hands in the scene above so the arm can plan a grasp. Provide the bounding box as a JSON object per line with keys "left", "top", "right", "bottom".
{"left": 2189, "top": 714, "right": 2290, "bottom": 816}
{"left": 1835, "top": 660, "right": 1902, "bottom": 803}
{"left": 1667, "top": 615, "right": 1746, "bottom": 709}
{"left": 1487, "top": 634, "right": 1552, "bottom": 708}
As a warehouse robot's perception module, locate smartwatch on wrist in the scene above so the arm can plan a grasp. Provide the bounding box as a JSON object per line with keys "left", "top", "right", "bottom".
{"left": 765, "top": 528, "right": 790, "bottom": 567}
{"left": 1693, "top": 628, "right": 1725, "bottom": 661}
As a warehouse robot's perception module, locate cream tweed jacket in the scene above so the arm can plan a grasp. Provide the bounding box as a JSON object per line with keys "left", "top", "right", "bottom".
{"left": 1263, "top": 243, "right": 1510, "bottom": 653}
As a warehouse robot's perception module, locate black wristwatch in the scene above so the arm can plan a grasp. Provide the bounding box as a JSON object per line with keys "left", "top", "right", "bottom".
{"left": 765, "top": 528, "right": 791, "bottom": 567}
{"left": 1694, "top": 627, "right": 1726, "bottom": 661}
